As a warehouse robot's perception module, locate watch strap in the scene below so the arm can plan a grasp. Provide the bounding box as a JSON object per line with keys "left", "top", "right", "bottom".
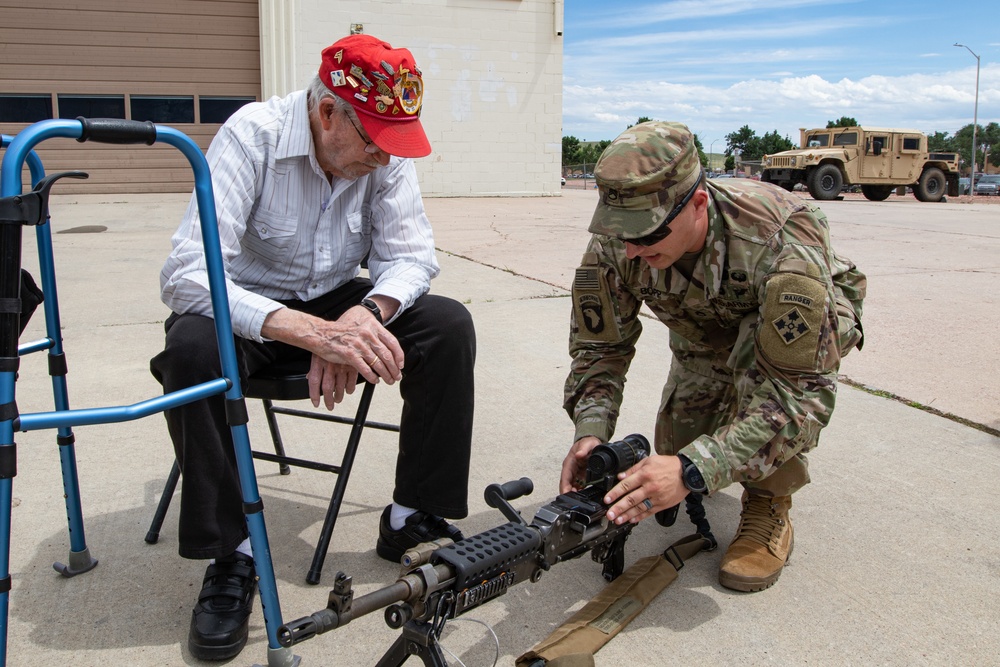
{"left": 678, "top": 454, "right": 708, "bottom": 495}
{"left": 360, "top": 298, "right": 383, "bottom": 324}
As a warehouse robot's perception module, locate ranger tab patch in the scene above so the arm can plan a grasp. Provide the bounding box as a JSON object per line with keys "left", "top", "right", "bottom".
{"left": 779, "top": 292, "right": 814, "bottom": 309}
{"left": 772, "top": 307, "right": 811, "bottom": 344}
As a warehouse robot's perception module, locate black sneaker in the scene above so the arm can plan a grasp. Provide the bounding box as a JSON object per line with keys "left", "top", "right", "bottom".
{"left": 375, "top": 505, "right": 464, "bottom": 563}
{"left": 188, "top": 552, "right": 257, "bottom": 661}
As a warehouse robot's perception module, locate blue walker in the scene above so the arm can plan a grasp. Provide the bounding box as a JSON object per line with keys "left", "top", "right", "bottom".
{"left": 0, "top": 120, "right": 298, "bottom": 667}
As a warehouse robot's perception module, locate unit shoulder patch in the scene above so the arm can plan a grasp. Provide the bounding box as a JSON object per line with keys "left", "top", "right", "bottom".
{"left": 771, "top": 306, "right": 811, "bottom": 344}
{"left": 759, "top": 272, "right": 828, "bottom": 370}
{"left": 572, "top": 265, "right": 622, "bottom": 343}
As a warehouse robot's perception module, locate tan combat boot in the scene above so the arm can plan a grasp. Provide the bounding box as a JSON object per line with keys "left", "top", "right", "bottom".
{"left": 718, "top": 492, "right": 793, "bottom": 592}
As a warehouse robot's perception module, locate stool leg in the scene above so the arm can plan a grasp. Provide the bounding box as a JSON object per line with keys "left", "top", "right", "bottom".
{"left": 261, "top": 399, "right": 291, "bottom": 475}
{"left": 305, "top": 381, "right": 375, "bottom": 585}
{"left": 145, "top": 460, "right": 181, "bottom": 544}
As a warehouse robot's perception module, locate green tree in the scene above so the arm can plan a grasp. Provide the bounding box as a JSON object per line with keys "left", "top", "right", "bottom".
{"left": 725, "top": 125, "right": 759, "bottom": 160}
{"left": 562, "top": 135, "right": 582, "bottom": 166}
{"left": 826, "top": 116, "right": 859, "bottom": 128}
{"left": 629, "top": 116, "right": 654, "bottom": 129}
{"left": 692, "top": 133, "right": 708, "bottom": 169}
{"left": 724, "top": 126, "right": 792, "bottom": 162}
{"left": 758, "top": 130, "right": 795, "bottom": 157}
{"left": 982, "top": 122, "right": 1000, "bottom": 167}
{"left": 578, "top": 140, "right": 611, "bottom": 166}
{"left": 927, "top": 131, "right": 956, "bottom": 153}
{"left": 952, "top": 124, "right": 987, "bottom": 172}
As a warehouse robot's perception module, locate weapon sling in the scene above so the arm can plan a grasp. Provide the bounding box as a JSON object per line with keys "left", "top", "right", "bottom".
{"left": 516, "top": 533, "right": 713, "bottom": 667}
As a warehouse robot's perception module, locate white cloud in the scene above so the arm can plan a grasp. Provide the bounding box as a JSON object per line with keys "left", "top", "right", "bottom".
{"left": 563, "top": 63, "right": 1000, "bottom": 142}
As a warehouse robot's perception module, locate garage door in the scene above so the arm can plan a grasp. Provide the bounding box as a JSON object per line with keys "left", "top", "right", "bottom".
{"left": 0, "top": 0, "right": 261, "bottom": 194}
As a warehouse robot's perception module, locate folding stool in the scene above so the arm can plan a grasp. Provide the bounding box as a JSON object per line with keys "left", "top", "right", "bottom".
{"left": 145, "top": 358, "right": 399, "bottom": 584}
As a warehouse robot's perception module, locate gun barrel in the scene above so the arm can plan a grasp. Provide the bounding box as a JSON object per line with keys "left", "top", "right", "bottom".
{"left": 353, "top": 577, "right": 428, "bottom": 615}
{"left": 277, "top": 570, "right": 451, "bottom": 647}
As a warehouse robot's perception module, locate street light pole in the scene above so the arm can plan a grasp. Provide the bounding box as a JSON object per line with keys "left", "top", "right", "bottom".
{"left": 954, "top": 43, "right": 980, "bottom": 187}
{"left": 709, "top": 139, "right": 720, "bottom": 172}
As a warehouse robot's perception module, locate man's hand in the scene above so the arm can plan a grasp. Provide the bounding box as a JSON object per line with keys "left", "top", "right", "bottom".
{"left": 261, "top": 302, "right": 404, "bottom": 389}
{"left": 330, "top": 304, "right": 404, "bottom": 382}
{"left": 602, "top": 454, "right": 689, "bottom": 525}
{"left": 560, "top": 436, "right": 602, "bottom": 494}
{"left": 307, "top": 355, "right": 358, "bottom": 409}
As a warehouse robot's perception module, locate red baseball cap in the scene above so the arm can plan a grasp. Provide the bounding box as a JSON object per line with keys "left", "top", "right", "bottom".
{"left": 319, "top": 35, "right": 431, "bottom": 158}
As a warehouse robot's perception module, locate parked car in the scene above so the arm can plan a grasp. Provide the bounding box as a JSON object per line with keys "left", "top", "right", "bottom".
{"left": 959, "top": 177, "right": 971, "bottom": 195}
{"left": 975, "top": 174, "right": 1000, "bottom": 196}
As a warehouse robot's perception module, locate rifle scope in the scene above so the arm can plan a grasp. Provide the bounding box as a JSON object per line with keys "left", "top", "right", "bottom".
{"left": 586, "top": 433, "right": 650, "bottom": 482}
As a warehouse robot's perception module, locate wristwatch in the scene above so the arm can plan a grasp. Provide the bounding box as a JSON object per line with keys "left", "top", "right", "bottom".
{"left": 677, "top": 454, "right": 708, "bottom": 495}
{"left": 360, "top": 298, "right": 383, "bottom": 324}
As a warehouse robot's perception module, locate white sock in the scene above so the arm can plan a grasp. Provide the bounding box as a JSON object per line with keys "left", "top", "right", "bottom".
{"left": 389, "top": 503, "right": 418, "bottom": 530}
{"left": 234, "top": 537, "right": 253, "bottom": 558}
{"left": 208, "top": 537, "right": 253, "bottom": 565}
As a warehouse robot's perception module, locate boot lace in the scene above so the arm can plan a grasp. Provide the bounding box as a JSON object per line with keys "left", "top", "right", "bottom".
{"left": 734, "top": 495, "right": 785, "bottom": 548}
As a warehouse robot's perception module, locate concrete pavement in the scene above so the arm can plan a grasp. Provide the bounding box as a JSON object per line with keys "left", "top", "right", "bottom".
{"left": 4, "top": 189, "right": 999, "bottom": 666}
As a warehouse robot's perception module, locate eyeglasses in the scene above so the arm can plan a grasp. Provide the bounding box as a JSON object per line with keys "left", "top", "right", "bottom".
{"left": 625, "top": 171, "right": 705, "bottom": 247}
{"left": 344, "top": 109, "right": 382, "bottom": 154}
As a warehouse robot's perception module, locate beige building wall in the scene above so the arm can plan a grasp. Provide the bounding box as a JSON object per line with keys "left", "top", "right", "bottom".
{"left": 2, "top": 0, "right": 563, "bottom": 197}
{"left": 260, "top": 0, "right": 565, "bottom": 197}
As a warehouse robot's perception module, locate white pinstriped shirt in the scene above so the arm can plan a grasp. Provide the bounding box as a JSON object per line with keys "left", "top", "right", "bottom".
{"left": 160, "top": 90, "right": 439, "bottom": 342}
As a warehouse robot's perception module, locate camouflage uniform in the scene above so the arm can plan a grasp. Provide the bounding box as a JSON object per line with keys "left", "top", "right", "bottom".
{"left": 565, "top": 123, "right": 865, "bottom": 498}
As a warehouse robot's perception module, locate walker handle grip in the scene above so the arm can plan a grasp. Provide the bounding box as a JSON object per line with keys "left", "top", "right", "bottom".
{"left": 76, "top": 118, "right": 156, "bottom": 145}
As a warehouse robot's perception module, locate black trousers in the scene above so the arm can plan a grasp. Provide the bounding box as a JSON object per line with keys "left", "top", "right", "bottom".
{"left": 149, "top": 279, "right": 476, "bottom": 560}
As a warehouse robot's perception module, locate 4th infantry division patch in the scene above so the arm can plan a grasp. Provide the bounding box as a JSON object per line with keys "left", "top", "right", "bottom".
{"left": 772, "top": 307, "right": 811, "bottom": 344}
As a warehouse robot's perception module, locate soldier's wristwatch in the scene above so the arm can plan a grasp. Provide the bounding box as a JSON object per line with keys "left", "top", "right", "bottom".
{"left": 678, "top": 454, "right": 708, "bottom": 495}
{"left": 360, "top": 298, "right": 383, "bottom": 324}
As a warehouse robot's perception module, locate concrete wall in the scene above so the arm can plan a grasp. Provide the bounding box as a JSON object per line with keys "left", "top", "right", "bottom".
{"left": 260, "top": 0, "right": 564, "bottom": 197}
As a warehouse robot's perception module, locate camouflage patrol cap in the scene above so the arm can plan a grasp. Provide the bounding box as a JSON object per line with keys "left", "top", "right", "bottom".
{"left": 589, "top": 121, "right": 702, "bottom": 239}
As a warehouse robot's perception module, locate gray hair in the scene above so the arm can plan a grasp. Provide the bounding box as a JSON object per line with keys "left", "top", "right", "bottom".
{"left": 306, "top": 74, "right": 352, "bottom": 116}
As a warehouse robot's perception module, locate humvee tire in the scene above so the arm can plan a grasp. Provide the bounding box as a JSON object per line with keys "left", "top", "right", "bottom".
{"left": 808, "top": 164, "right": 843, "bottom": 200}
{"left": 914, "top": 167, "right": 946, "bottom": 202}
{"left": 861, "top": 185, "right": 893, "bottom": 201}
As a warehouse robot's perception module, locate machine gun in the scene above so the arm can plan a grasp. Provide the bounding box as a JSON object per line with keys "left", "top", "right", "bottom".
{"left": 278, "top": 434, "right": 714, "bottom": 666}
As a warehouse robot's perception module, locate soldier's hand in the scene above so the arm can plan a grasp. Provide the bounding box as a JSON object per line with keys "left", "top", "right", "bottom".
{"left": 560, "top": 436, "right": 601, "bottom": 494}
{"left": 604, "top": 454, "right": 688, "bottom": 525}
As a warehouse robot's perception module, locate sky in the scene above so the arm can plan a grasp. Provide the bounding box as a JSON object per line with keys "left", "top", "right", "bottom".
{"left": 562, "top": 0, "right": 999, "bottom": 148}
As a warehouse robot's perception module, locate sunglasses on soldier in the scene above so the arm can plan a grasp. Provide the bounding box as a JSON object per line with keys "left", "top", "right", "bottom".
{"left": 625, "top": 170, "right": 705, "bottom": 247}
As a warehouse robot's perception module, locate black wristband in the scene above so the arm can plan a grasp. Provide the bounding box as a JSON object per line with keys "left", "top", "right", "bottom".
{"left": 678, "top": 454, "right": 708, "bottom": 495}
{"left": 360, "top": 298, "right": 383, "bottom": 324}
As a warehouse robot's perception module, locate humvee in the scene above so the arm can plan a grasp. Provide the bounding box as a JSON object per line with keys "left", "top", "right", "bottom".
{"left": 760, "top": 126, "right": 960, "bottom": 202}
